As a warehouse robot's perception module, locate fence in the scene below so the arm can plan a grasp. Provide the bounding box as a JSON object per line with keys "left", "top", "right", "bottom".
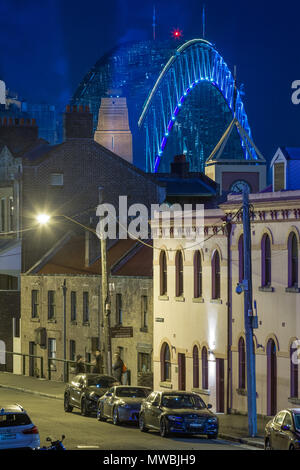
{"left": 2, "top": 351, "right": 94, "bottom": 383}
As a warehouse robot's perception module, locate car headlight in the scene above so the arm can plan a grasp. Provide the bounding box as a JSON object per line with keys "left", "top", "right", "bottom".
{"left": 207, "top": 418, "right": 218, "bottom": 424}
{"left": 167, "top": 415, "right": 183, "bottom": 422}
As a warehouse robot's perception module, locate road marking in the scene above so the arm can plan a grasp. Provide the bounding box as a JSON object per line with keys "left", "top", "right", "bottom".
{"left": 77, "top": 445, "right": 100, "bottom": 449}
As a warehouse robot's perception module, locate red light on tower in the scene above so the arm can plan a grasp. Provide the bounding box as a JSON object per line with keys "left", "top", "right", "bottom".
{"left": 171, "top": 28, "right": 183, "bottom": 40}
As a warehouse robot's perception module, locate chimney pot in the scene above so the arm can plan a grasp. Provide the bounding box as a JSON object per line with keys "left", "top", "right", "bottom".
{"left": 66, "top": 104, "right": 71, "bottom": 112}
{"left": 72, "top": 105, "right": 77, "bottom": 112}
{"left": 79, "top": 105, "right": 83, "bottom": 112}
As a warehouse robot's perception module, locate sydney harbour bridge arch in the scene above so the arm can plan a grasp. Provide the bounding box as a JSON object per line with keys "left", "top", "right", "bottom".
{"left": 139, "top": 38, "right": 259, "bottom": 173}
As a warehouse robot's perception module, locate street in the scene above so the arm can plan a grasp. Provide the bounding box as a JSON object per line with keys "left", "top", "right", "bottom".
{"left": 0, "top": 388, "right": 259, "bottom": 451}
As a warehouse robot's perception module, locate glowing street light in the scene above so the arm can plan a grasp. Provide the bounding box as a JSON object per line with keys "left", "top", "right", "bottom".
{"left": 36, "top": 214, "right": 51, "bottom": 225}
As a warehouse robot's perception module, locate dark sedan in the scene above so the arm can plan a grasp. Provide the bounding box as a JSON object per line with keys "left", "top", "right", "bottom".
{"left": 64, "top": 373, "right": 118, "bottom": 416}
{"left": 139, "top": 390, "right": 218, "bottom": 438}
{"left": 97, "top": 386, "right": 152, "bottom": 425}
{"left": 264, "top": 408, "right": 300, "bottom": 450}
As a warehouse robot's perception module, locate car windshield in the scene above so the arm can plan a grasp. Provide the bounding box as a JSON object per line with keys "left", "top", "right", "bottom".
{"left": 116, "top": 388, "right": 150, "bottom": 398}
{"left": 87, "top": 376, "right": 116, "bottom": 387}
{"left": 294, "top": 414, "right": 300, "bottom": 431}
{"left": 0, "top": 413, "right": 32, "bottom": 427}
{"left": 161, "top": 394, "right": 206, "bottom": 409}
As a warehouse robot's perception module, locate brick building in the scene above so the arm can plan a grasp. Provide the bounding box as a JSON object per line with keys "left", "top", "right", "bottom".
{"left": 21, "top": 233, "right": 153, "bottom": 387}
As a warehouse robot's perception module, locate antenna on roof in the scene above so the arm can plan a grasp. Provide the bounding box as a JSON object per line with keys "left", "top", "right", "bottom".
{"left": 152, "top": 5, "right": 156, "bottom": 40}
{"left": 202, "top": 4, "right": 206, "bottom": 38}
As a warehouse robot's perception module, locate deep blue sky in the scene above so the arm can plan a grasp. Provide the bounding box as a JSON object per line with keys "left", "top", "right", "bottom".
{"left": 0, "top": 0, "right": 299, "bottom": 161}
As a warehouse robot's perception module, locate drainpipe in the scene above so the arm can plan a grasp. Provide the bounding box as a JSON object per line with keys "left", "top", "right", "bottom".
{"left": 226, "top": 217, "right": 232, "bottom": 414}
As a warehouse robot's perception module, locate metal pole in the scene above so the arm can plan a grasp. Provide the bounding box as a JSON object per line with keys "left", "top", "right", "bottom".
{"left": 62, "top": 279, "right": 67, "bottom": 382}
{"left": 242, "top": 187, "right": 257, "bottom": 437}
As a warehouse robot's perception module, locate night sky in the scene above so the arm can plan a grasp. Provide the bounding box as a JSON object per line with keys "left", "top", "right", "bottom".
{"left": 1, "top": 0, "right": 299, "bottom": 163}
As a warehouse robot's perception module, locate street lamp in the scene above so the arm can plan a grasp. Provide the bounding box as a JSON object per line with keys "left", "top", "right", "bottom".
{"left": 36, "top": 209, "right": 112, "bottom": 376}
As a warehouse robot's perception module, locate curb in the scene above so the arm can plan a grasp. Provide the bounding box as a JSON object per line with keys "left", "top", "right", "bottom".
{"left": 0, "top": 383, "right": 63, "bottom": 401}
{"left": 219, "top": 433, "right": 264, "bottom": 449}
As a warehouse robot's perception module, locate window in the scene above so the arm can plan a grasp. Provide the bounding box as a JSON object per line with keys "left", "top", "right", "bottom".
{"left": 202, "top": 346, "right": 208, "bottom": 390}
{"left": 116, "top": 293, "right": 122, "bottom": 325}
{"left": 290, "top": 343, "right": 298, "bottom": 399}
{"left": 238, "top": 337, "right": 246, "bottom": 389}
{"left": 70, "top": 291, "right": 77, "bottom": 322}
{"left": 238, "top": 234, "right": 244, "bottom": 284}
{"left": 273, "top": 162, "right": 285, "bottom": 191}
{"left": 175, "top": 250, "right": 184, "bottom": 297}
{"left": 161, "top": 342, "right": 171, "bottom": 382}
{"left": 193, "top": 345, "right": 199, "bottom": 388}
{"left": 288, "top": 233, "right": 298, "bottom": 288}
{"left": 261, "top": 234, "right": 271, "bottom": 287}
{"left": 159, "top": 250, "right": 167, "bottom": 295}
{"left": 83, "top": 292, "right": 89, "bottom": 323}
{"left": 194, "top": 251, "right": 202, "bottom": 298}
{"left": 212, "top": 251, "right": 221, "bottom": 299}
{"left": 50, "top": 173, "right": 64, "bottom": 186}
{"left": 9, "top": 197, "right": 14, "bottom": 231}
{"left": 138, "top": 352, "right": 151, "bottom": 372}
{"left": 141, "top": 295, "right": 148, "bottom": 329}
{"left": 1, "top": 198, "right": 5, "bottom": 231}
{"left": 31, "top": 290, "right": 39, "bottom": 318}
{"left": 48, "top": 291, "right": 55, "bottom": 320}
{"left": 69, "top": 340, "right": 76, "bottom": 362}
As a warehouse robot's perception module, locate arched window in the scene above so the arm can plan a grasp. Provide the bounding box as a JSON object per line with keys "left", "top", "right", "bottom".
{"left": 193, "top": 345, "right": 199, "bottom": 388}
{"left": 238, "top": 234, "right": 244, "bottom": 284}
{"left": 160, "top": 250, "right": 167, "bottom": 295}
{"left": 175, "top": 250, "right": 184, "bottom": 297}
{"left": 212, "top": 250, "right": 221, "bottom": 299}
{"left": 161, "top": 342, "right": 171, "bottom": 382}
{"left": 290, "top": 342, "right": 299, "bottom": 399}
{"left": 238, "top": 337, "right": 246, "bottom": 389}
{"left": 261, "top": 234, "right": 271, "bottom": 287}
{"left": 202, "top": 346, "right": 208, "bottom": 390}
{"left": 194, "top": 251, "right": 202, "bottom": 298}
{"left": 288, "top": 233, "right": 298, "bottom": 288}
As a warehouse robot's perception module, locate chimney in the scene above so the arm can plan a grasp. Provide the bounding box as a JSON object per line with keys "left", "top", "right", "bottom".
{"left": 170, "top": 154, "right": 190, "bottom": 177}
{"left": 0, "top": 115, "right": 38, "bottom": 150}
{"left": 63, "top": 104, "right": 93, "bottom": 140}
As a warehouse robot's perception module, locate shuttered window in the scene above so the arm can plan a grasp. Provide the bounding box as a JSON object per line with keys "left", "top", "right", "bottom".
{"left": 274, "top": 163, "right": 285, "bottom": 191}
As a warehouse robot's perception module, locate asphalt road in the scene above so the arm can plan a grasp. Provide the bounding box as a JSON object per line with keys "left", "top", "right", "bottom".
{"left": 0, "top": 388, "right": 258, "bottom": 451}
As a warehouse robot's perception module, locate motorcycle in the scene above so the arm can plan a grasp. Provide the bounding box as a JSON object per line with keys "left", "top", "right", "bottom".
{"left": 39, "top": 435, "right": 66, "bottom": 450}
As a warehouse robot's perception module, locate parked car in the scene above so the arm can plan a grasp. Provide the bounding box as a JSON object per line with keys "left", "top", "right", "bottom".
{"left": 64, "top": 373, "right": 118, "bottom": 416}
{"left": 97, "top": 386, "right": 152, "bottom": 425}
{"left": 0, "top": 404, "right": 40, "bottom": 450}
{"left": 139, "top": 390, "right": 218, "bottom": 438}
{"left": 264, "top": 408, "right": 300, "bottom": 450}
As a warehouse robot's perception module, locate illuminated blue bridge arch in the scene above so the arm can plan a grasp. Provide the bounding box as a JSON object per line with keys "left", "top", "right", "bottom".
{"left": 138, "top": 39, "right": 258, "bottom": 173}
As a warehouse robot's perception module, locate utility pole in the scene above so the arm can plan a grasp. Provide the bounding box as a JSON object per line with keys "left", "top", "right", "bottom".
{"left": 98, "top": 187, "right": 112, "bottom": 376}
{"left": 62, "top": 279, "right": 67, "bottom": 382}
{"left": 242, "top": 186, "right": 257, "bottom": 437}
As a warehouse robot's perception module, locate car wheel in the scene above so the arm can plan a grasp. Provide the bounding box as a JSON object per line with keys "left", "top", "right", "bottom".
{"left": 160, "top": 417, "right": 169, "bottom": 438}
{"left": 64, "top": 393, "right": 73, "bottom": 412}
{"left": 139, "top": 413, "right": 149, "bottom": 432}
{"left": 112, "top": 407, "right": 120, "bottom": 425}
{"left": 97, "top": 403, "right": 107, "bottom": 422}
{"left": 264, "top": 438, "right": 272, "bottom": 450}
{"left": 81, "top": 398, "right": 89, "bottom": 416}
{"left": 207, "top": 433, "right": 218, "bottom": 440}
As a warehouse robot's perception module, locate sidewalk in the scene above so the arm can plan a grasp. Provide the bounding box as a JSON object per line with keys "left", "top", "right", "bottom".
{"left": 0, "top": 372, "right": 265, "bottom": 449}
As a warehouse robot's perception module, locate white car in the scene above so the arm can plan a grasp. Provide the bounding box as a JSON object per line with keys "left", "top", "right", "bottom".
{"left": 0, "top": 404, "right": 40, "bottom": 450}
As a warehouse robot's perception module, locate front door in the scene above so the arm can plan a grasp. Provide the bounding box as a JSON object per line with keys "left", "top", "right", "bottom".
{"left": 29, "top": 342, "right": 36, "bottom": 377}
{"left": 178, "top": 353, "right": 186, "bottom": 391}
{"left": 216, "top": 358, "right": 225, "bottom": 413}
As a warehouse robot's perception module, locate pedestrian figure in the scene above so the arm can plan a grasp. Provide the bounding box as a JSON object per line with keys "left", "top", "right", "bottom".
{"left": 112, "top": 351, "right": 124, "bottom": 383}
{"left": 92, "top": 350, "right": 103, "bottom": 374}
{"left": 75, "top": 354, "right": 85, "bottom": 374}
